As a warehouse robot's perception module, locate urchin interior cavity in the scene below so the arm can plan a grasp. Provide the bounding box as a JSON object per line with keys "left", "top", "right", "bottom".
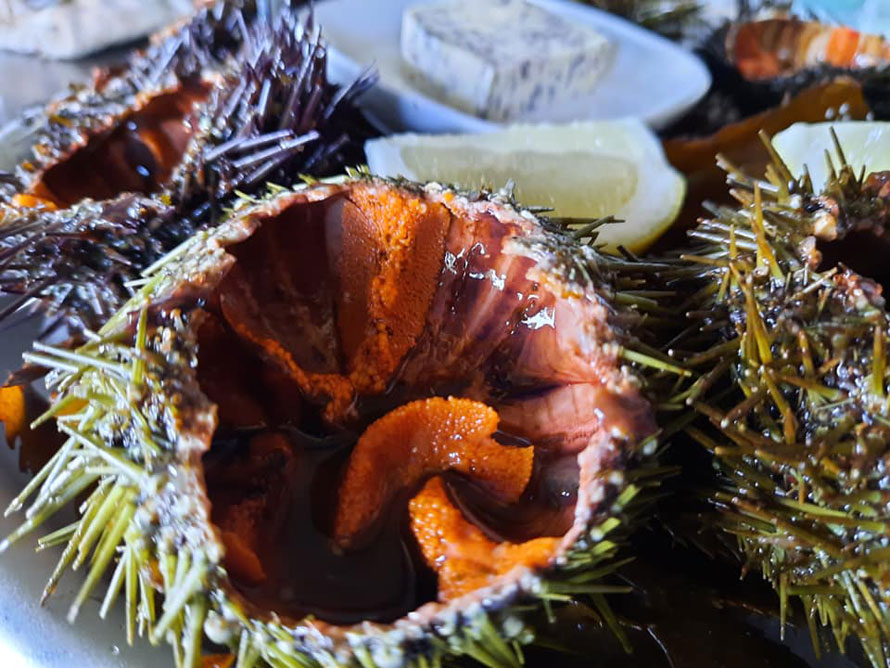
{"left": 31, "top": 83, "right": 210, "bottom": 207}
{"left": 196, "top": 185, "right": 629, "bottom": 624}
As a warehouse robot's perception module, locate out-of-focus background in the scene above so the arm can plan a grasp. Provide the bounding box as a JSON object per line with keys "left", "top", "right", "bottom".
{"left": 2, "top": 0, "right": 890, "bottom": 126}
{"left": 0, "top": 1, "right": 886, "bottom": 666}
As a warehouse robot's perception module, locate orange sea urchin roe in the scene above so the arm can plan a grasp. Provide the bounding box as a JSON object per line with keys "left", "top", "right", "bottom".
{"left": 214, "top": 432, "right": 296, "bottom": 585}
{"left": 219, "top": 185, "right": 450, "bottom": 423}
{"left": 220, "top": 307, "right": 356, "bottom": 422}
{"left": 218, "top": 495, "right": 268, "bottom": 586}
{"left": 10, "top": 194, "right": 57, "bottom": 210}
{"left": 333, "top": 397, "right": 534, "bottom": 548}
{"left": 409, "top": 477, "right": 559, "bottom": 601}
{"left": 339, "top": 185, "right": 450, "bottom": 395}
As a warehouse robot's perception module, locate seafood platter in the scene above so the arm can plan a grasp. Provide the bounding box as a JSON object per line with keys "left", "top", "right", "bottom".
{"left": 4, "top": 0, "right": 890, "bottom": 666}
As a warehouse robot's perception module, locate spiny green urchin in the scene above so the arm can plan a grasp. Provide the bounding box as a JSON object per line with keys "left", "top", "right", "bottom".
{"left": 2, "top": 176, "right": 675, "bottom": 668}
{"left": 660, "top": 132, "right": 890, "bottom": 667}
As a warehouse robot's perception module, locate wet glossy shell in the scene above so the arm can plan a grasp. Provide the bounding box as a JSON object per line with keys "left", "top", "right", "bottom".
{"left": 4, "top": 178, "right": 659, "bottom": 668}
{"left": 665, "top": 145, "right": 890, "bottom": 667}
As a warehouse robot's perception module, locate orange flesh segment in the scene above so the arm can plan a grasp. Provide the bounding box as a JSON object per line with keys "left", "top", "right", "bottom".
{"left": 0, "top": 386, "right": 26, "bottom": 444}
{"left": 214, "top": 433, "right": 295, "bottom": 585}
{"left": 334, "top": 397, "right": 534, "bottom": 548}
{"left": 340, "top": 186, "right": 450, "bottom": 394}
{"left": 10, "top": 194, "right": 57, "bottom": 210}
{"left": 732, "top": 21, "right": 788, "bottom": 79}
{"left": 220, "top": 530, "right": 266, "bottom": 585}
{"left": 222, "top": 311, "right": 354, "bottom": 422}
{"left": 217, "top": 496, "right": 267, "bottom": 585}
{"left": 409, "top": 477, "right": 559, "bottom": 601}
{"left": 222, "top": 186, "right": 449, "bottom": 423}
{"left": 826, "top": 27, "right": 860, "bottom": 67}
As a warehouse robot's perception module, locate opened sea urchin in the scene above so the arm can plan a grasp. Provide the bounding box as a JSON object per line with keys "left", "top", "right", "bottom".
{"left": 0, "top": 0, "right": 375, "bottom": 337}
{"left": 4, "top": 177, "right": 662, "bottom": 667}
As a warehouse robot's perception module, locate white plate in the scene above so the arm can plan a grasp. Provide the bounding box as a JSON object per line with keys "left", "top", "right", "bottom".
{"left": 314, "top": 0, "right": 711, "bottom": 133}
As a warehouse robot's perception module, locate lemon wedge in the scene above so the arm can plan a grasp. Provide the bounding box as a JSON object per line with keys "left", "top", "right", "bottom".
{"left": 364, "top": 120, "right": 685, "bottom": 253}
{"left": 773, "top": 121, "right": 890, "bottom": 191}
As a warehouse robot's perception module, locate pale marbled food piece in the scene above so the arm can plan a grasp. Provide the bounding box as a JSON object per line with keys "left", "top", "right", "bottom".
{"left": 401, "top": 0, "right": 614, "bottom": 122}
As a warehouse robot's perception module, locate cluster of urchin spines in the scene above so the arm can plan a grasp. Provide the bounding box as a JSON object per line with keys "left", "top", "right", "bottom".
{"left": 655, "top": 132, "right": 890, "bottom": 667}
{"left": 9, "top": 0, "right": 260, "bottom": 199}
{"left": 167, "top": 3, "right": 377, "bottom": 214}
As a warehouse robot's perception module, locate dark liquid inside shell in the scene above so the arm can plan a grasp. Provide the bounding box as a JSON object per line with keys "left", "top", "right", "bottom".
{"left": 33, "top": 81, "right": 210, "bottom": 207}
{"left": 817, "top": 231, "right": 890, "bottom": 294}
{"left": 203, "top": 426, "right": 426, "bottom": 624}
{"left": 196, "top": 190, "right": 595, "bottom": 624}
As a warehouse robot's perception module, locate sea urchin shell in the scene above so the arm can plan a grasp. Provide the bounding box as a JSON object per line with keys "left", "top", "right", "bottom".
{"left": 4, "top": 177, "right": 659, "bottom": 667}
{"left": 0, "top": 0, "right": 376, "bottom": 338}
